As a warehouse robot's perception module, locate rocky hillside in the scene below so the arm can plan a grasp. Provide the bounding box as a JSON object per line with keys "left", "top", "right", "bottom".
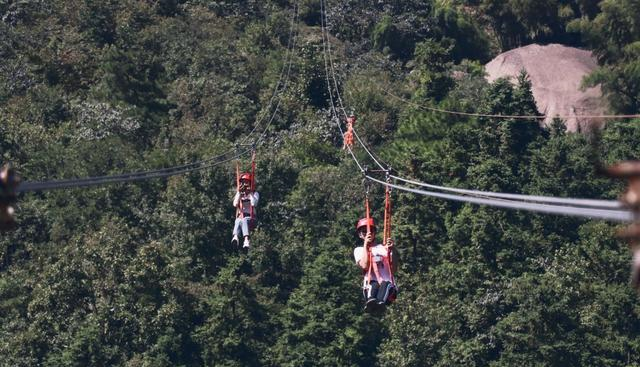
{"left": 485, "top": 44, "right": 607, "bottom": 131}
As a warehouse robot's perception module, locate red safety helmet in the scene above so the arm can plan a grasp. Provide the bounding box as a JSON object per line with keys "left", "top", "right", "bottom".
{"left": 356, "top": 217, "right": 376, "bottom": 232}
{"left": 239, "top": 173, "right": 252, "bottom": 182}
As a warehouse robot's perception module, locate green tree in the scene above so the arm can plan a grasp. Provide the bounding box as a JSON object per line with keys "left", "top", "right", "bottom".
{"left": 192, "top": 257, "right": 270, "bottom": 367}
{"left": 569, "top": 0, "right": 640, "bottom": 113}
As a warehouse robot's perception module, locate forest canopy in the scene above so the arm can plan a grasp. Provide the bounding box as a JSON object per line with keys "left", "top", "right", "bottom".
{"left": 1, "top": 0, "right": 640, "bottom": 366}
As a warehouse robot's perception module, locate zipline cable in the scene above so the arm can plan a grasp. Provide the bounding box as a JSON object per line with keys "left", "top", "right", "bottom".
{"left": 253, "top": 1, "right": 299, "bottom": 145}
{"left": 344, "top": 95, "right": 623, "bottom": 211}
{"left": 390, "top": 174, "right": 622, "bottom": 210}
{"left": 18, "top": 2, "right": 300, "bottom": 193}
{"left": 239, "top": 1, "right": 299, "bottom": 146}
{"left": 320, "top": 0, "right": 364, "bottom": 173}
{"left": 366, "top": 175, "right": 633, "bottom": 222}
{"left": 20, "top": 149, "right": 250, "bottom": 192}
{"left": 321, "top": 3, "right": 386, "bottom": 171}
{"left": 320, "top": 0, "right": 630, "bottom": 221}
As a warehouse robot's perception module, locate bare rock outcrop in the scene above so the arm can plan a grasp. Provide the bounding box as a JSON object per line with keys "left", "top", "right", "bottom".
{"left": 485, "top": 43, "right": 607, "bottom": 131}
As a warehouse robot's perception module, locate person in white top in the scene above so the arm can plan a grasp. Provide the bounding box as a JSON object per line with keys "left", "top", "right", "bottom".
{"left": 232, "top": 173, "right": 259, "bottom": 249}
{"left": 353, "top": 217, "right": 398, "bottom": 312}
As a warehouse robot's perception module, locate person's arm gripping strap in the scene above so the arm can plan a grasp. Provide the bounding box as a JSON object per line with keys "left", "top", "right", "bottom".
{"left": 250, "top": 192, "right": 259, "bottom": 207}
{"left": 354, "top": 247, "right": 368, "bottom": 270}
{"left": 233, "top": 191, "right": 240, "bottom": 207}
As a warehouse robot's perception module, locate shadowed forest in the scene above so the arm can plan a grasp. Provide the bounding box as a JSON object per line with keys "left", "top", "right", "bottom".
{"left": 2, "top": 0, "right": 640, "bottom": 365}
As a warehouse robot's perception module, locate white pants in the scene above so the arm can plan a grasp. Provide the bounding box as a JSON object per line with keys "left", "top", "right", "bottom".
{"left": 233, "top": 217, "right": 254, "bottom": 237}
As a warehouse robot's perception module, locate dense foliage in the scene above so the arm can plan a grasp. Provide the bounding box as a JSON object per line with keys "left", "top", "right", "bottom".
{"left": 1, "top": 0, "right": 640, "bottom": 366}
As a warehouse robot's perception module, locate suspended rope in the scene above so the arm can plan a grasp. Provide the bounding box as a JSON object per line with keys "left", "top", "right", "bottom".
{"left": 363, "top": 187, "right": 384, "bottom": 291}
{"left": 320, "top": 0, "right": 628, "bottom": 221}
{"left": 366, "top": 175, "right": 633, "bottom": 222}
{"left": 382, "top": 177, "right": 395, "bottom": 285}
{"left": 238, "top": 3, "right": 300, "bottom": 146}
{"left": 319, "top": 0, "right": 363, "bottom": 173}
{"left": 235, "top": 159, "right": 243, "bottom": 219}
{"left": 236, "top": 159, "right": 241, "bottom": 195}
{"left": 321, "top": 2, "right": 386, "bottom": 171}
{"left": 251, "top": 148, "right": 257, "bottom": 192}
{"left": 17, "top": 2, "right": 300, "bottom": 194}
{"left": 390, "top": 175, "right": 622, "bottom": 210}
{"left": 19, "top": 149, "right": 248, "bottom": 193}
{"left": 380, "top": 87, "right": 640, "bottom": 120}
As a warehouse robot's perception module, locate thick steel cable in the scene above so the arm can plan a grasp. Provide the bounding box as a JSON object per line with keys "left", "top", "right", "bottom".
{"left": 20, "top": 149, "right": 250, "bottom": 192}
{"left": 390, "top": 175, "right": 622, "bottom": 210}
{"left": 320, "top": 0, "right": 627, "bottom": 218}
{"left": 18, "top": 3, "right": 300, "bottom": 193}
{"left": 321, "top": 0, "right": 624, "bottom": 213}
{"left": 320, "top": 0, "right": 364, "bottom": 173}
{"left": 366, "top": 175, "right": 633, "bottom": 222}
{"left": 350, "top": 128, "right": 387, "bottom": 170}
{"left": 323, "top": 6, "right": 347, "bottom": 117}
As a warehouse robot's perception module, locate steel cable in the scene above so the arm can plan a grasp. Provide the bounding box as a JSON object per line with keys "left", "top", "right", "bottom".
{"left": 322, "top": 2, "right": 386, "bottom": 171}
{"left": 367, "top": 175, "right": 633, "bottom": 222}
{"left": 390, "top": 175, "right": 622, "bottom": 210}
{"left": 320, "top": 0, "right": 628, "bottom": 221}
{"left": 20, "top": 149, "right": 248, "bottom": 192}
{"left": 320, "top": 0, "right": 364, "bottom": 173}
{"left": 18, "top": 2, "right": 300, "bottom": 193}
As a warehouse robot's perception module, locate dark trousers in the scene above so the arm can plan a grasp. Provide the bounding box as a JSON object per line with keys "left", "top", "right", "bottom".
{"left": 363, "top": 280, "right": 397, "bottom": 305}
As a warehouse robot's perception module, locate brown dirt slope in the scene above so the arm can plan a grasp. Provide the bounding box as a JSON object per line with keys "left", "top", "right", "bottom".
{"left": 485, "top": 43, "right": 607, "bottom": 131}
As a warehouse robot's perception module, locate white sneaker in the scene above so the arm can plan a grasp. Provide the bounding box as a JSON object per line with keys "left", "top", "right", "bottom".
{"left": 231, "top": 234, "right": 239, "bottom": 246}
{"left": 243, "top": 237, "right": 250, "bottom": 249}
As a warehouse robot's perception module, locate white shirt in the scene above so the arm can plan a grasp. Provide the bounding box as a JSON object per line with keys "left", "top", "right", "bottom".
{"left": 353, "top": 244, "right": 392, "bottom": 282}
{"left": 233, "top": 191, "right": 260, "bottom": 216}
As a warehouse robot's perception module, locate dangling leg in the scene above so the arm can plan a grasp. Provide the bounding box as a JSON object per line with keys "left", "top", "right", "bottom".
{"left": 241, "top": 217, "right": 251, "bottom": 248}
{"left": 376, "top": 281, "right": 391, "bottom": 305}
{"left": 231, "top": 218, "right": 241, "bottom": 246}
{"left": 386, "top": 284, "right": 397, "bottom": 305}
{"left": 364, "top": 281, "right": 380, "bottom": 312}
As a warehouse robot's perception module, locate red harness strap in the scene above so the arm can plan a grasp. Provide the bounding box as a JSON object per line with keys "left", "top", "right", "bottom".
{"left": 364, "top": 196, "right": 383, "bottom": 288}
{"left": 250, "top": 150, "right": 256, "bottom": 219}
{"left": 382, "top": 185, "right": 394, "bottom": 285}
{"left": 235, "top": 152, "right": 258, "bottom": 221}
{"left": 236, "top": 161, "right": 243, "bottom": 219}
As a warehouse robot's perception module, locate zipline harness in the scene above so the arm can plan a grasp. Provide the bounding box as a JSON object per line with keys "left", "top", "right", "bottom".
{"left": 235, "top": 148, "right": 258, "bottom": 227}
{"left": 363, "top": 178, "right": 396, "bottom": 295}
